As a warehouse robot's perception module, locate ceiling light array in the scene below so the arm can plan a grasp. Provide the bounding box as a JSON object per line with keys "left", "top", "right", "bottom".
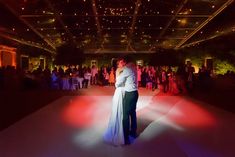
{"left": 13, "top": 0, "right": 231, "bottom": 50}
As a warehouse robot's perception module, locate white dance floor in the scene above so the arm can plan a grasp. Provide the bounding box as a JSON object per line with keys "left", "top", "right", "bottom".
{"left": 1, "top": 86, "right": 235, "bottom": 157}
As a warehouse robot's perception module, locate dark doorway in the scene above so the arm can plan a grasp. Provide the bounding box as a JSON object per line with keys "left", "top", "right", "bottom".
{"left": 111, "top": 58, "right": 118, "bottom": 69}
{"left": 21, "top": 56, "right": 29, "bottom": 70}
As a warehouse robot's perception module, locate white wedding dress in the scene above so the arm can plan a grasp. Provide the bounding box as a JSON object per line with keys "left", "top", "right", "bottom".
{"left": 103, "top": 85, "right": 125, "bottom": 146}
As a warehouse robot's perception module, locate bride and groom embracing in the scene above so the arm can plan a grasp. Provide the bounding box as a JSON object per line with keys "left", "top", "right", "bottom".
{"left": 103, "top": 56, "right": 139, "bottom": 146}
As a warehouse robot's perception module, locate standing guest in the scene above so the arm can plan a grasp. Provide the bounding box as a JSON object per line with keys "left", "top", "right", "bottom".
{"left": 91, "top": 65, "right": 98, "bottom": 85}
{"left": 58, "top": 66, "right": 64, "bottom": 77}
{"left": 161, "top": 69, "right": 168, "bottom": 93}
{"left": 172, "top": 72, "right": 179, "bottom": 94}
{"left": 103, "top": 67, "right": 109, "bottom": 86}
{"left": 146, "top": 70, "right": 153, "bottom": 90}
{"left": 137, "top": 65, "right": 142, "bottom": 87}
{"left": 141, "top": 68, "right": 147, "bottom": 88}
{"left": 150, "top": 67, "right": 156, "bottom": 91}
{"left": 176, "top": 64, "right": 187, "bottom": 94}
{"left": 65, "top": 65, "right": 72, "bottom": 76}
{"left": 168, "top": 72, "right": 173, "bottom": 93}
{"left": 154, "top": 66, "right": 160, "bottom": 90}
{"left": 109, "top": 67, "right": 115, "bottom": 86}
{"left": 186, "top": 62, "right": 195, "bottom": 92}
{"left": 83, "top": 69, "right": 92, "bottom": 88}
{"left": 98, "top": 67, "right": 104, "bottom": 86}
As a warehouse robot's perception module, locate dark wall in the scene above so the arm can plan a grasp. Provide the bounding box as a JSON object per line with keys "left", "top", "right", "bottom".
{"left": 83, "top": 53, "right": 154, "bottom": 68}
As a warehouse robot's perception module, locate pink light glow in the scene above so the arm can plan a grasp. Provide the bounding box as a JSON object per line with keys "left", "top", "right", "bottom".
{"left": 62, "top": 96, "right": 111, "bottom": 128}
{"left": 167, "top": 98, "right": 217, "bottom": 128}
{"left": 62, "top": 93, "right": 216, "bottom": 132}
{"left": 62, "top": 97, "right": 97, "bottom": 128}
{"left": 140, "top": 95, "right": 217, "bottom": 128}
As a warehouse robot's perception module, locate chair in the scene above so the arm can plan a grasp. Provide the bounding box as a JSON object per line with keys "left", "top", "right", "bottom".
{"left": 71, "top": 77, "right": 79, "bottom": 90}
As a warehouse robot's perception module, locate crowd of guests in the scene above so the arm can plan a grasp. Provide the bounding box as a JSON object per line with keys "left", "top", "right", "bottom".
{"left": 136, "top": 62, "right": 197, "bottom": 94}
{"left": 0, "top": 62, "right": 235, "bottom": 94}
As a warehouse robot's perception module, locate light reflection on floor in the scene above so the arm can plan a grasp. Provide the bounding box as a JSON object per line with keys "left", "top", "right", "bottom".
{"left": 0, "top": 86, "right": 235, "bottom": 157}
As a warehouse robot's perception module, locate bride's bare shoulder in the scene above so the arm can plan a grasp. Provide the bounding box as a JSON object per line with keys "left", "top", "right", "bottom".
{"left": 116, "top": 67, "right": 124, "bottom": 76}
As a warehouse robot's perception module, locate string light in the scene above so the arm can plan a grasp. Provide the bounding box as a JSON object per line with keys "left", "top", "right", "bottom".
{"left": 105, "top": 7, "right": 130, "bottom": 16}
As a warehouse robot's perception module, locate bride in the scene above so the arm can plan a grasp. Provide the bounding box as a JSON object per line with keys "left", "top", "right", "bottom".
{"left": 103, "top": 62, "right": 125, "bottom": 146}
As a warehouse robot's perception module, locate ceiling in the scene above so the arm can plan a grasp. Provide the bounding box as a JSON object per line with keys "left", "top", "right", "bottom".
{"left": 0, "top": 0, "right": 235, "bottom": 53}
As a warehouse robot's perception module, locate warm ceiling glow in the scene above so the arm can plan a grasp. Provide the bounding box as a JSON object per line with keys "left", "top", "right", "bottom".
{"left": 178, "top": 19, "right": 187, "bottom": 25}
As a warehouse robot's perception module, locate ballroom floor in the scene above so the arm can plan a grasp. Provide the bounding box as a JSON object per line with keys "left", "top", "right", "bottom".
{"left": 0, "top": 86, "right": 235, "bottom": 157}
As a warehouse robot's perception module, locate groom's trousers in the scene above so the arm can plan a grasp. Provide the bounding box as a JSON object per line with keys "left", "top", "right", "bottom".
{"left": 123, "top": 90, "right": 139, "bottom": 143}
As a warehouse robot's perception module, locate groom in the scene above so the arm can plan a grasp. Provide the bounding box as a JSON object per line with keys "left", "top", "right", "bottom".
{"left": 115, "top": 56, "right": 139, "bottom": 145}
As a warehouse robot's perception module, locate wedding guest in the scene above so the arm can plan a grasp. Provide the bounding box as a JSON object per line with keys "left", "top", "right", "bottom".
{"left": 83, "top": 69, "right": 92, "bottom": 88}
{"left": 103, "top": 67, "right": 109, "bottom": 86}
{"left": 161, "top": 69, "right": 168, "bottom": 93}
{"left": 109, "top": 67, "right": 115, "bottom": 86}
{"left": 91, "top": 65, "right": 98, "bottom": 85}
{"left": 137, "top": 65, "right": 142, "bottom": 87}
